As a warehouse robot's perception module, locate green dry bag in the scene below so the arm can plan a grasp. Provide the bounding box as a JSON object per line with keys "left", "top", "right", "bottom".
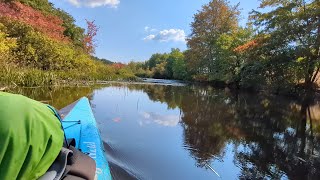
{"left": 0, "top": 92, "right": 64, "bottom": 180}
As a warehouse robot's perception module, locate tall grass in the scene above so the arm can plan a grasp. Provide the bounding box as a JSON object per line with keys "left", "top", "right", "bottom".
{"left": 0, "top": 62, "right": 138, "bottom": 87}
{"left": 0, "top": 63, "right": 56, "bottom": 87}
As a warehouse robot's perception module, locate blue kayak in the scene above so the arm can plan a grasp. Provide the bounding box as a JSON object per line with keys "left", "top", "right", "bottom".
{"left": 61, "top": 97, "right": 112, "bottom": 180}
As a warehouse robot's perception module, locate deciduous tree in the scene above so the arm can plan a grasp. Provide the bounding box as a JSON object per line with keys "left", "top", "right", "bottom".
{"left": 83, "top": 20, "right": 98, "bottom": 55}
{"left": 251, "top": 0, "right": 320, "bottom": 90}
{"left": 186, "top": 0, "right": 241, "bottom": 82}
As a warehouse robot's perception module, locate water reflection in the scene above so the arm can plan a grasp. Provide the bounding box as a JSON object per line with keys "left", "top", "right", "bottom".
{"left": 110, "top": 83, "right": 320, "bottom": 179}
{"left": 8, "top": 83, "right": 320, "bottom": 179}
{"left": 6, "top": 85, "right": 103, "bottom": 109}
{"left": 139, "top": 112, "right": 180, "bottom": 127}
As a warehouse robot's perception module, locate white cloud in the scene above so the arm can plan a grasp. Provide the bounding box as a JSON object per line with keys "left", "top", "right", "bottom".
{"left": 139, "top": 112, "right": 180, "bottom": 127}
{"left": 144, "top": 26, "right": 150, "bottom": 32}
{"left": 144, "top": 29, "right": 186, "bottom": 43}
{"left": 143, "top": 34, "right": 156, "bottom": 41}
{"left": 144, "top": 26, "right": 157, "bottom": 32}
{"left": 67, "top": 0, "right": 120, "bottom": 8}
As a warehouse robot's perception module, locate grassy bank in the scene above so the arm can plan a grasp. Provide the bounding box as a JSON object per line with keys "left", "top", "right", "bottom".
{"left": 0, "top": 63, "right": 137, "bottom": 87}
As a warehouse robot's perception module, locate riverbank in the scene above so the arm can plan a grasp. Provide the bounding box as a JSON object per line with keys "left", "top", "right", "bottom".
{"left": 0, "top": 1, "right": 139, "bottom": 89}
{"left": 2, "top": 75, "right": 319, "bottom": 104}
{"left": 0, "top": 62, "right": 138, "bottom": 88}
{"left": 133, "top": 77, "right": 320, "bottom": 101}
{"left": 0, "top": 78, "right": 139, "bottom": 90}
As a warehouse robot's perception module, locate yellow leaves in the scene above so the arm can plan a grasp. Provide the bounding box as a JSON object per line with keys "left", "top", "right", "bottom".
{"left": 0, "top": 23, "right": 17, "bottom": 53}
{"left": 25, "top": 44, "right": 35, "bottom": 56}
{"left": 217, "top": 33, "right": 233, "bottom": 50}
{"left": 261, "top": 99, "right": 270, "bottom": 108}
{"left": 296, "top": 57, "right": 306, "bottom": 63}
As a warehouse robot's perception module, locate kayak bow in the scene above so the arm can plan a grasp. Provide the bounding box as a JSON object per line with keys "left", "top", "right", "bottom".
{"left": 62, "top": 97, "right": 112, "bottom": 180}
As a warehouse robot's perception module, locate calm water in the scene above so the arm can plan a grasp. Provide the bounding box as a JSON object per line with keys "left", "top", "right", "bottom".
{"left": 7, "top": 82, "right": 320, "bottom": 179}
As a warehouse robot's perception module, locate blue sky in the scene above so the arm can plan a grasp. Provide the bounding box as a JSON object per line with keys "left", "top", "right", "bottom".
{"left": 50, "top": 0, "right": 261, "bottom": 63}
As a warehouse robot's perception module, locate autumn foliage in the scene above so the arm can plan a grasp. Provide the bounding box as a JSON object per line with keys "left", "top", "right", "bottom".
{"left": 0, "top": 0, "right": 136, "bottom": 87}
{"left": 234, "top": 39, "right": 259, "bottom": 53}
{"left": 83, "top": 20, "right": 99, "bottom": 54}
{"left": 233, "top": 36, "right": 266, "bottom": 53}
{"left": 0, "top": 1, "right": 68, "bottom": 42}
{"left": 112, "top": 63, "right": 126, "bottom": 70}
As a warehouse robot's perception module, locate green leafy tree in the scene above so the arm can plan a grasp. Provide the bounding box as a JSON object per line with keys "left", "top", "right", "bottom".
{"left": 251, "top": 0, "right": 320, "bottom": 91}
{"left": 153, "top": 61, "right": 167, "bottom": 79}
{"left": 166, "top": 48, "right": 184, "bottom": 79}
{"left": 213, "top": 27, "right": 254, "bottom": 83}
{"left": 54, "top": 9, "right": 85, "bottom": 47}
{"left": 186, "top": 0, "right": 241, "bottom": 82}
{"left": 18, "top": 0, "right": 55, "bottom": 13}
{"left": 172, "top": 57, "right": 187, "bottom": 80}
{"left": 147, "top": 53, "right": 169, "bottom": 70}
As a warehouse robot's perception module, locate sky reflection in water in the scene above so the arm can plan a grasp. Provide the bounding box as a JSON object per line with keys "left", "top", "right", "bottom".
{"left": 9, "top": 83, "right": 320, "bottom": 179}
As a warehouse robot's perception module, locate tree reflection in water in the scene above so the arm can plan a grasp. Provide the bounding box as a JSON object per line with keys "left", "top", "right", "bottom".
{"left": 122, "top": 83, "right": 320, "bottom": 179}
{"left": 9, "top": 83, "right": 320, "bottom": 179}
{"left": 6, "top": 85, "right": 104, "bottom": 109}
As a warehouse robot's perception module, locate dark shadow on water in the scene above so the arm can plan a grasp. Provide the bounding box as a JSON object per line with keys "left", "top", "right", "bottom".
{"left": 103, "top": 141, "right": 138, "bottom": 180}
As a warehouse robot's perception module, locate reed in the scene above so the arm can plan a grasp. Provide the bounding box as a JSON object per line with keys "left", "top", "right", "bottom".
{"left": 0, "top": 63, "right": 138, "bottom": 87}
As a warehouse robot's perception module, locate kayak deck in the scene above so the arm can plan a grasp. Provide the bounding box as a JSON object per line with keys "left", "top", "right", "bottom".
{"left": 62, "top": 97, "right": 112, "bottom": 180}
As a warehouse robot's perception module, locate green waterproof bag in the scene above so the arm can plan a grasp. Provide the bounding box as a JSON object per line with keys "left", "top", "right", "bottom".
{"left": 0, "top": 92, "right": 64, "bottom": 180}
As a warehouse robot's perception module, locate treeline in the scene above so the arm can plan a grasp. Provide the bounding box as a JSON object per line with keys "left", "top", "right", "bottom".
{"left": 129, "top": 0, "right": 320, "bottom": 95}
{"left": 0, "top": 0, "right": 135, "bottom": 87}
{"left": 128, "top": 48, "right": 188, "bottom": 80}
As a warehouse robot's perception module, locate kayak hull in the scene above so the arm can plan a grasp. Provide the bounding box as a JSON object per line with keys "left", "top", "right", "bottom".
{"left": 62, "top": 97, "right": 112, "bottom": 180}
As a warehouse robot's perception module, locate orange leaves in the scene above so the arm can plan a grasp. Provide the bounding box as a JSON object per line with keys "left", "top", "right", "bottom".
{"left": 234, "top": 39, "right": 259, "bottom": 53}
{"left": 0, "top": 2, "right": 68, "bottom": 42}
{"left": 233, "top": 36, "right": 268, "bottom": 54}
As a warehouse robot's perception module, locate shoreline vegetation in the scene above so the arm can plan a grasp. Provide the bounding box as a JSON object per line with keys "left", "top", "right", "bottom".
{"left": 128, "top": 0, "right": 320, "bottom": 98}
{"left": 0, "top": 0, "right": 137, "bottom": 88}
{"left": 1, "top": 0, "right": 319, "bottom": 99}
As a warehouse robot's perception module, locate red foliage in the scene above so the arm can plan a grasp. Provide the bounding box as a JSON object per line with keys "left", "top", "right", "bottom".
{"left": 83, "top": 20, "right": 99, "bottom": 54}
{"left": 0, "top": 2, "right": 68, "bottom": 42}
{"left": 112, "top": 63, "right": 126, "bottom": 69}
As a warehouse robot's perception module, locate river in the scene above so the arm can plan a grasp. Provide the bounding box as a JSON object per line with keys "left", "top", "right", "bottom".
{"left": 7, "top": 81, "right": 320, "bottom": 179}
